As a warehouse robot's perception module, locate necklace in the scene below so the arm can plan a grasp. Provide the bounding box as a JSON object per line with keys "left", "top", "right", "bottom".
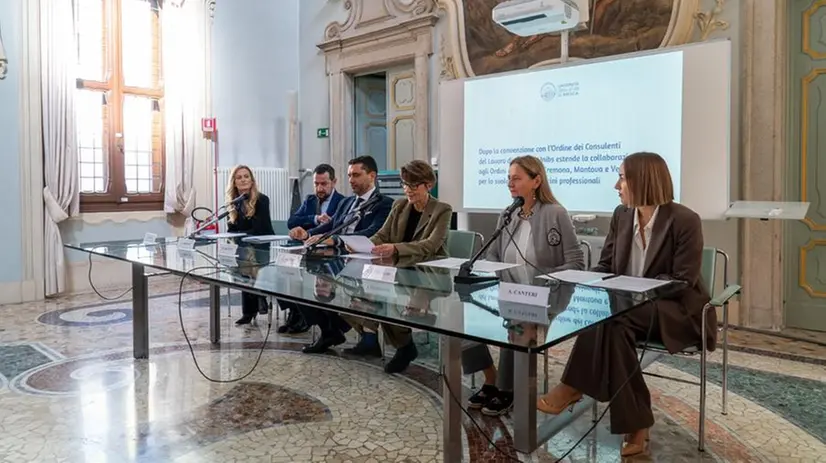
{"left": 518, "top": 208, "right": 534, "bottom": 219}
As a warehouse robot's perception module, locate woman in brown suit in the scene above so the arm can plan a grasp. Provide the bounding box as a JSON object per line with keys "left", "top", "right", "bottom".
{"left": 536, "top": 152, "right": 714, "bottom": 458}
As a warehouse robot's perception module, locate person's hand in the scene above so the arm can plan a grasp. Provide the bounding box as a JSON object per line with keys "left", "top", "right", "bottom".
{"left": 289, "top": 227, "right": 308, "bottom": 240}
{"left": 305, "top": 235, "right": 321, "bottom": 246}
{"left": 317, "top": 213, "right": 332, "bottom": 224}
{"left": 371, "top": 244, "right": 396, "bottom": 257}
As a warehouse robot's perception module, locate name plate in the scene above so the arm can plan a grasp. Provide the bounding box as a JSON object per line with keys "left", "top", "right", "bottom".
{"left": 178, "top": 248, "right": 196, "bottom": 260}
{"left": 217, "top": 254, "right": 238, "bottom": 267}
{"left": 275, "top": 252, "right": 302, "bottom": 268}
{"left": 362, "top": 264, "right": 397, "bottom": 283}
{"left": 499, "top": 302, "right": 550, "bottom": 324}
{"left": 143, "top": 232, "right": 158, "bottom": 245}
{"left": 178, "top": 238, "right": 196, "bottom": 251}
{"left": 498, "top": 282, "right": 550, "bottom": 307}
{"left": 217, "top": 242, "right": 237, "bottom": 258}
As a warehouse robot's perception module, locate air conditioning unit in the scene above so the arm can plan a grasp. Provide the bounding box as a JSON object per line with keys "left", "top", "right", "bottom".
{"left": 492, "top": 0, "right": 589, "bottom": 37}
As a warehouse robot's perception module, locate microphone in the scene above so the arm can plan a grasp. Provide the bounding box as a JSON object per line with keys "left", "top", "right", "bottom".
{"left": 454, "top": 196, "right": 524, "bottom": 287}
{"left": 188, "top": 193, "right": 250, "bottom": 238}
{"left": 502, "top": 196, "right": 525, "bottom": 218}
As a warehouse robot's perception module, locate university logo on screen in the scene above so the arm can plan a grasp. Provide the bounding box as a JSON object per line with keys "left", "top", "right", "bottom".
{"left": 540, "top": 81, "right": 580, "bottom": 102}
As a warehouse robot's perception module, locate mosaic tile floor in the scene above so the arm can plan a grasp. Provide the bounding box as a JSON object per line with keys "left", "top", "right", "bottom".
{"left": 1, "top": 278, "right": 825, "bottom": 462}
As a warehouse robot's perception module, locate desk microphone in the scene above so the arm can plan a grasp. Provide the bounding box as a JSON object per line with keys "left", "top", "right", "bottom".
{"left": 189, "top": 193, "right": 250, "bottom": 238}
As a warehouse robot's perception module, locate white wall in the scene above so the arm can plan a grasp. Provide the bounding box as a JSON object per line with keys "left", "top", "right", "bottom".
{"left": 212, "top": 0, "right": 300, "bottom": 168}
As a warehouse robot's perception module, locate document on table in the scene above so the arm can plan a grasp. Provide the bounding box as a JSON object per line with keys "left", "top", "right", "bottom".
{"left": 340, "top": 235, "right": 375, "bottom": 253}
{"left": 417, "top": 258, "right": 521, "bottom": 272}
{"left": 194, "top": 232, "right": 246, "bottom": 240}
{"left": 587, "top": 275, "right": 673, "bottom": 293}
{"left": 242, "top": 235, "right": 291, "bottom": 243}
{"left": 345, "top": 253, "right": 378, "bottom": 260}
{"left": 538, "top": 270, "right": 614, "bottom": 284}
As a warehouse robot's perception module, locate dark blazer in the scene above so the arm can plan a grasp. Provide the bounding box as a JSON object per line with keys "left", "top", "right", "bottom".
{"left": 288, "top": 191, "right": 345, "bottom": 230}
{"left": 370, "top": 196, "right": 453, "bottom": 258}
{"left": 227, "top": 193, "right": 275, "bottom": 236}
{"left": 593, "top": 202, "right": 714, "bottom": 353}
{"left": 307, "top": 191, "right": 393, "bottom": 238}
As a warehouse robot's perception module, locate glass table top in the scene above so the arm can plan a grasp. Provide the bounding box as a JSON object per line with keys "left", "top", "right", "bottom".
{"left": 66, "top": 238, "right": 684, "bottom": 353}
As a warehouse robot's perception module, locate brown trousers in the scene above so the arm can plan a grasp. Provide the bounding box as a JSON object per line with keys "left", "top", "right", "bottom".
{"left": 561, "top": 302, "right": 660, "bottom": 435}
{"left": 341, "top": 315, "right": 413, "bottom": 349}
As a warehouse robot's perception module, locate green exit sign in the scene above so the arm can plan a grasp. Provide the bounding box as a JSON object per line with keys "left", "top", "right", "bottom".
{"left": 317, "top": 128, "right": 329, "bottom": 138}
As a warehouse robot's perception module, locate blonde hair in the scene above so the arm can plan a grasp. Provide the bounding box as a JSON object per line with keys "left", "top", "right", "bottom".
{"left": 225, "top": 165, "right": 260, "bottom": 223}
{"left": 510, "top": 155, "right": 558, "bottom": 205}
{"left": 622, "top": 152, "right": 674, "bottom": 207}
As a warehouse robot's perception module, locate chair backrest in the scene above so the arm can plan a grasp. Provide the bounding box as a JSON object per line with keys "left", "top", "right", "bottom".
{"left": 447, "top": 230, "right": 477, "bottom": 259}
{"left": 701, "top": 246, "right": 718, "bottom": 295}
{"left": 272, "top": 220, "right": 290, "bottom": 235}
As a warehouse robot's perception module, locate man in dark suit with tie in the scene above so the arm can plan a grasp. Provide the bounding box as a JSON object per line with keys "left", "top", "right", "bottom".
{"left": 287, "top": 164, "right": 344, "bottom": 234}
{"left": 292, "top": 156, "right": 393, "bottom": 243}
{"left": 279, "top": 164, "right": 345, "bottom": 334}
{"left": 294, "top": 155, "right": 394, "bottom": 354}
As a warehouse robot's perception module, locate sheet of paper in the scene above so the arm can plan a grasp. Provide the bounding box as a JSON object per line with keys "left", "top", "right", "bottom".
{"left": 538, "top": 270, "right": 614, "bottom": 284}
{"left": 416, "top": 257, "right": 468, "bottom": 269}
{"left": 346, "top": 253, "right": 378, "bottom": 260}
{"left": 195, "top": 232, "right": 246, "bottom": 240}
{"left": 340, "top": 235, "right": 375, "bottom": 253}
{"left": 470, "top": 260, "right": 522, "bottom": 272}
{"left": 272, "top": 244, "right": 306, "bottom": 251}
{"left": 242, "top": 235, "right": 291, "bottom": 243}
{"left": 588, "top": 275, "right": 673, "bottom": 293}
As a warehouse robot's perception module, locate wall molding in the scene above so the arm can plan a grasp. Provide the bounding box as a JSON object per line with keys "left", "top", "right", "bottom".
{"left": 739, "top": 0, "right": 788, "bottom": 329}
{"left": 319, "top": 4, "right": 436, "bottom": 187}
{"left": 67, "top": 257, "right": 132, "bottom": 295}
{"left": 68, "top": 211, "right": 171, "bottom": 225}
{"left": 18, "top": 0, "right": 45, "bottom": 302}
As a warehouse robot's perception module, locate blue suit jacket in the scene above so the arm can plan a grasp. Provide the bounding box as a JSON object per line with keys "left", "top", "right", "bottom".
{"left": 307, "top": 192, "right": 393, "bottom": 238}
{"left": 287, "top": 190, "right": 345, "bottom": 230}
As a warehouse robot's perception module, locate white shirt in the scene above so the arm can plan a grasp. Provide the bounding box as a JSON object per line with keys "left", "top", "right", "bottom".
{"left": 344, "top": 186, "right": 376, "bottom": 234}
{"left": 627, "top": 206, "right": 659, "bottom": 277}
{"left": 503, "top": 218, "right": 535, "bottom": 265}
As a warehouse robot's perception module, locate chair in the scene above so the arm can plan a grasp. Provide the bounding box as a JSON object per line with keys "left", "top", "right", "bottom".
{"left": 637, "top": 247, "right": 741, "bottom": 451}
{"left": 272, "top": 220, "right": 290, "bottom": 235}
{"left": 446, "top": 229, "right": 483, "bottom": 259}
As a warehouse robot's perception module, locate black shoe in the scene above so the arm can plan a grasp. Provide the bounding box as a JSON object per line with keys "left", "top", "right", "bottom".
{"left": 277, "top": 309, "right": 301, "bottom": 333}
{"left": 482, "top": 390, "right": 514, "bottom": 416}
{"left": 343, "top": 337, "right": 382, "bottom": 358}
{"left": 302, "top": 332, "right": 346, "bottom": 354}
{"left": 235, "top": 314, "right": 256, "bottom": 325}
{"left": 286, "top": 320, "right": 310, "bottom": 334}
{"left": 384, "top": 342, "right": 418, "bottom": 374}
{"left": 467, "top": 384, "right": 498, "bottom": 410}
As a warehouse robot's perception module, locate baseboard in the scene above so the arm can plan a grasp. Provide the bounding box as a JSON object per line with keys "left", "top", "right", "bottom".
{"left": 67, "top": 257, "right": 133, "bottom": 295}
{"left": 0, "top": 279, "right": 40, "bottom": 304}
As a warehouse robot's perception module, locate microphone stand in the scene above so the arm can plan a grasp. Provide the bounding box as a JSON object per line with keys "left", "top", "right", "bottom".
{"left": 305, "top": 211, "right": 363, "bottom": 254}
{"left": 188, "top": 209, "right": 231, "bottom": 239}
{"left": 453, "top": 212, "right": 514, "bottom": 287}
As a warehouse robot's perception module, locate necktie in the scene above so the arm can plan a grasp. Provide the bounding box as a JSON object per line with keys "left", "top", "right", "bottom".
{"left": 346, "top": 197, "right": 365, "bottom": 233}
{"left": 315, "top": 197, "right": 322, "bottom": 215}
{"left": 353, "top": 197, "right": 364, "bottom": 211}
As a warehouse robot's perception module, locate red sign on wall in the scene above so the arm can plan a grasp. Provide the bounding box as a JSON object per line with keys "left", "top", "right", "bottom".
{"left": 201, "top": 117, "right": 216, "bottom": 133}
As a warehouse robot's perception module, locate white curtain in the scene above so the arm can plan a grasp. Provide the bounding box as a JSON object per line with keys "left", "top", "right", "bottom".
{"left": 162, "top": 0, "right": 208, "bottom": 215}
{"left": 41, "top": 0, "right": 79, "bottom": 296}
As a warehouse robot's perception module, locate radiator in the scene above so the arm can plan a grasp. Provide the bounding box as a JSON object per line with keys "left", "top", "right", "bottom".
{"left": 215, "top": 167, "right": 290, "bottom": 228}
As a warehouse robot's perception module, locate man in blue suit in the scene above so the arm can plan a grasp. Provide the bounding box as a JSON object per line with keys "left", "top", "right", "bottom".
{"left": 292, "top": 156, "right": 393, "bottom": 243}
{"left": 295, "top": 155, "right": 394, "bottom": 354}
{"left": 287, "top": 163, "right": 344, "bottom": 235}
{"left": 279, "top": 164, "right": 345, "bottom": 334}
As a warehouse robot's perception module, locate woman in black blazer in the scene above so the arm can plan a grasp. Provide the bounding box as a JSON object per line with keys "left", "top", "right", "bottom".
{"left": 226, "top": 165, "right": 275, "bottom": 325}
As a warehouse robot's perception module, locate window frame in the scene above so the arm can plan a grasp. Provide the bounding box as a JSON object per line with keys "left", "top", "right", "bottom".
{"left": 77, "top": 0, "right": 166, "bottom": 213}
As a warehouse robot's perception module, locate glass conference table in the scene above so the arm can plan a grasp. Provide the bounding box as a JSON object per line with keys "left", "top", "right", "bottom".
{"left": 66, "top": 238, "right": 683, "bottom": 459}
